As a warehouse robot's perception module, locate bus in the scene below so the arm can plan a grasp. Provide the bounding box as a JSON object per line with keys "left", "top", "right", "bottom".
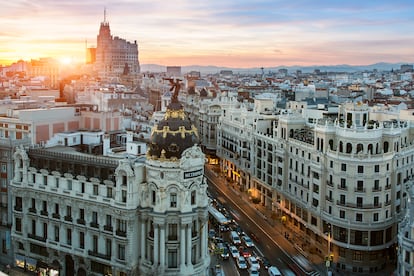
{"left": 291, "top": 255, "right": 320, "bottom": 275}
{"left": 208, "top": 205, "right": 231, "bottom": 231}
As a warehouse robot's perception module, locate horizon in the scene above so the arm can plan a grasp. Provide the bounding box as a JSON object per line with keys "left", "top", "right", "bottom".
{"left": 1, "top": 1, "right": 414, "bottom": 68}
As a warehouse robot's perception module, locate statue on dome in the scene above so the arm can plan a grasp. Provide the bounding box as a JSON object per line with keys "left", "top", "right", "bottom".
{"left": 167, "top": 78, "right": 181, "bottom": 102}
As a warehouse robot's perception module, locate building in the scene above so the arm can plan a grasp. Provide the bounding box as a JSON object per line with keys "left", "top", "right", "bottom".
{"left": 9, "top": 94, "right": 209, "bottom": 275}
{"left": 398, "top": 185, "right": 414, "bottom": 276}
{"left": 95, "top": 13, "right": 140, "bottom": 80}
{"left": 217, "top": 101, "right": 413, "bottom": 274}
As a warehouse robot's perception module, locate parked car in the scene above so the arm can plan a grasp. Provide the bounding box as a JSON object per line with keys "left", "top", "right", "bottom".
{"left": 242, "top": 234, "right": 254, "bottom": 247}
{"left": 229, "top": 245, "right": 240, "bottom": 259}
{"left": 236, "top": 256, "right": 248, "bottom": 270}
{"left": 268, "top": 266, "right": 282, "bottom": 276}
{"left": 247, "top": 256, "right": 260, "bottom": 270}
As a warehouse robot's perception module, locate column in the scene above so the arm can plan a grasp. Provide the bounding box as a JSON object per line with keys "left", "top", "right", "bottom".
{"left": 159, "top": 225, "right": 165, "bottom": 268}
{"left": 154, "top": 224, "right": 159, "bottom": 265}
{"left": 186, "top": 224, "right": 192, "bottom": 265}
{"left": 140, "top": 219, "right": 146, "bottom": 260}
{"left": 180, "top": 226, "right": 186, "bottom": 269}
{"left": 200, "top": 221, "right": 207, "bottom": 259}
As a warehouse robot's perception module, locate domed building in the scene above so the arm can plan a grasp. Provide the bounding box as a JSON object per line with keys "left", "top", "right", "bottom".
{"left": 138, "top": 95, "right": 210, "bottom": 275}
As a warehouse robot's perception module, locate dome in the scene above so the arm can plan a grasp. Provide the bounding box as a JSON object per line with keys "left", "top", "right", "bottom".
{"left": 148, "top": 101, "right": 199, "bottom": 160}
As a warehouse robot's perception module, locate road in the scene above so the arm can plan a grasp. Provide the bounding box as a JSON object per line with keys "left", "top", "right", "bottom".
{"left": 205, "top": 165, "right": 322, "bottom": 276}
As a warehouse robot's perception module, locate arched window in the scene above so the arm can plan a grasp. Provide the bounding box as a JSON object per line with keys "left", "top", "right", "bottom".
{"left": 384, "top": 141, "right": 389, "bottom": 153}
{"left": 346, "top": 143, "right": 352, "bottom": 154}
{"left": 339, "top": 141, "right": 343, "bottom": 153}
{"left": 357, "top": 143, "right": 363, "bottom": 154}
{"left": 329, "top": 139, "right": 334, "bottom": 151}
{"left": 368, "top": 144, "right": 373, "bottom": 154}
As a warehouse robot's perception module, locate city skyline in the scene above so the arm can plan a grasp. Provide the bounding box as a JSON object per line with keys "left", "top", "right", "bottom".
{"left": 0, "top": 0, "right": 413, "bottom": 68}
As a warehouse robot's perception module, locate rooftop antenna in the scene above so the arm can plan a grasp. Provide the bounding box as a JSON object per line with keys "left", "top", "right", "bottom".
{"left": 104, "top": 7, "right": 107, "bottom": 23}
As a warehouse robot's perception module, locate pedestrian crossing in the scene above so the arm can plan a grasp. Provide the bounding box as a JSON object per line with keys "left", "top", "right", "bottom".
{"left": 307, "top": 271, "right": 321, "bottom": 276}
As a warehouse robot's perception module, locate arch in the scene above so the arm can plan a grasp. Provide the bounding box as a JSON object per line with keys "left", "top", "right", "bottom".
{"left": 289, "top": 129, "right": 294, "bottom": 138}
{"left": 77, "top": 267, "right": 87, "bottom": 276}
{"left": 356, "top": 143, "right": 363, "bottom": 154}
{"left": 367, "top": 144, "right": 373, "bottom": 154}
{"left": 65, "top": 255, "right": 74, "bottom": 276}
{"left": 384, "top": 141, "right": 389, "bottom": 153}
{"left": 346, "top": 143, "right": 352, "bottom": 154}
{"left": 329, "top": 139, "right": 334, "bottom": 151}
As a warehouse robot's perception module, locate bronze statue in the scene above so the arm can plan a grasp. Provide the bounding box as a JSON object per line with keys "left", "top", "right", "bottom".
{"left": 167, "top": 78, "right": 181, "bottom": 102}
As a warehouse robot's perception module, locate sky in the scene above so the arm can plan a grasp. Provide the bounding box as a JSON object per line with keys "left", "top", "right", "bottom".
{"left": 0, "top": 0, "right": 413, "bottom": 68}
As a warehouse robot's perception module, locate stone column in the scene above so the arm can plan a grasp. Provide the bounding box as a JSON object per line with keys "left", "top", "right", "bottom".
{"left": 154, "top": 224, "right": 159, "bottom": 265}
{"left": 180, "top": 226, "right": 186, "bottom": 269}
{"left": 140, "top": 219, "right": 146, "bottom": 260}
{"left": 159, "top": 225, "right": 166, "bottom": 268}
{"left": 186, "top": 224, "right": 192, "bottom": 265}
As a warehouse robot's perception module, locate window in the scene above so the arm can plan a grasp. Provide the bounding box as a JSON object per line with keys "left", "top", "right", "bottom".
{"left": 67, "top": 206, "right": 72, "bottom": 217}
{"left": 54, "top": 226, "right": 59, "bottom": 242}
{"left": 357, "top": 197, "right": 363, "bottom": 208}
{"left": 15, "top": 218, "right": 22, "bottom": 232}
{"left": 340, "top": 210, "right": 345, "bottom": 219}
{"left": 43, "top": 223, "right": 47, "bottom": 239}
{"left": 340, "top": 178, "right": 346, "bottom": 188}
{"left": 107, "top": 187, "right": 113, "bottom": 198}
{"left": 93, "top": 235, "right": 98, "bottom": 252}
{"left": 168, "top": 224, "right": 178, "bottom": 240}
{"left": 170, "top": 193, "right": 177, "bottom": 208}
{"left": 374, "top": 165, "right": 380, "bottom": 172}
{"left": 356, "top": 213, "right": 362, "bottom": 222}
{"left": 118, "top": 244, "right": 125, "bottom": 260}
{"left": 168, "top": 249, "right": 178, "bottom": 268}
{"left": 373, "top": 213, "right": 379, "bottom": 222}
{"left": 106, "top": 215, "right": 112, "bottom": 227}
{"left": 106, "top": 238, "right": 112, "bottom": 256}
{"left": 191, "top": 190, "right": 196, "bottom": 205}
{"left": 152, "top": 190, "right": 156, "bottom": 205}
{"left": 80, "top": 208, "right": 85, "bottom": 220}
{"left": 81, "top": 182, "right": 85, "bottom": 193}
{"left": 357, "top": 181, "right": 363, "bottom": 191}
{"left": 374, "top": 196, "right": 379, "bottom": 207}
{"left": 358, "top": 166, "right": 364, "bottom": 173}
{"left": 374, "top": 180, "right": 380, "bottom": 191}
{"left": 93, "top": 185, "right": 98, "bottom": 196}
{"left": 79, "top": 232, "right": 84, "bottom": 249}
{"left": 67, "top": 228, "right": 72, "bottom": 245}
{"left": 67, "top": 179, "right": 72, "bottom": 190}
{"left": 92, "top": 212, "right": 98, "bottom": 224}
{"left": 340, "top": 195, "right": 345, "bottom": 204}
{"left": 341, "top": 164, "right": 346, "bottom": 171}
{"left": 122, "top": 190, "right": 127, "bottom": 203}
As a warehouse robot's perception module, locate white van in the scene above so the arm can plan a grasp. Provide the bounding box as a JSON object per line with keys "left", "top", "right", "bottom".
{"left": 230, "top": 231, "right": 241, "bottom": 245}
{"left": 268, "top": 266, "right": 282, "bottom": 276}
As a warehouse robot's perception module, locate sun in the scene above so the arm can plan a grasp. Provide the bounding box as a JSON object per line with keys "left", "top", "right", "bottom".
{"left": 60, "top": 57, "right": 72, "bottom": 65}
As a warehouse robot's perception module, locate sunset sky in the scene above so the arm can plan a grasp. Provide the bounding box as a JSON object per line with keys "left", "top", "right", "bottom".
{"left": 0, "top": 0, "right": 413, "bottom": 68}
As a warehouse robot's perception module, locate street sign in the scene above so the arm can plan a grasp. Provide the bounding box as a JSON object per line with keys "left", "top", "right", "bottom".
{"left": 326, "top": 260, "right": 331, "bottom": 267}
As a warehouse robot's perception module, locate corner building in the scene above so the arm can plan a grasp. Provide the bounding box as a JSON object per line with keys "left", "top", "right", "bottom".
{"left": 218, "top": 102, "right": 412, "bottom": 274}
{"left": 10, "top": 99, "right": 209, "bottom": 275}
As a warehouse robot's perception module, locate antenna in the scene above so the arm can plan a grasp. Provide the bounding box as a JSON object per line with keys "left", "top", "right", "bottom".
{"left": 104, "top": 7, "right": 107, "bottom": 23}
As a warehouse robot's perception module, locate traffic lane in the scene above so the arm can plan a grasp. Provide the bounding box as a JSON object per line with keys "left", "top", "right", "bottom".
{"left": 205, "top": 169, "right": 298, "bottom": 274}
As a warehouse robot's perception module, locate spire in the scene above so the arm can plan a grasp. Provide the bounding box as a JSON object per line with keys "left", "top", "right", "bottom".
{"left": 104, "top": 7, "right": 107, "bottom": 23}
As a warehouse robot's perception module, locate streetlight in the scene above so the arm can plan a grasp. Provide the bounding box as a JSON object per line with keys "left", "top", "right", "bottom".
{"left": 325, "top": 223, "right": 333, "bottom": 273}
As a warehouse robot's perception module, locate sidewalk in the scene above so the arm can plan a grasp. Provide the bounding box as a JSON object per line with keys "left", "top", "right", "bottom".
{"left": 0, "top": 264, "right": 33, "bottom": 276}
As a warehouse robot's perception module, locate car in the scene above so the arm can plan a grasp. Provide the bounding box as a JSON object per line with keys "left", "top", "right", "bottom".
{"left": 239, "top": 246, "right": 251, "bottom": 258}
{"left": 236, "top": 256, "right": 248, "bottom": 270}
{"left": 217, "top": 243, "right": 229, "bottom": 260}
{"left": 242, "top": 234, "right": 254, "bottom": 247}
{"left": 258, "top": 256, "right": 271, "bottom": 270}
{"left": 229, "top": 245, "right": 240, "bottom": 259}
{"left": 268, "top": 266, "right": 282, "bottom": 276}
{"left": 209, "top": 229, "right": 216, "bottom": 239}
{"left": 249, "top": 267, "right": 260, "bottom": 276}
{"left": 247, "top": 256, "right": 260, "bottom": 270}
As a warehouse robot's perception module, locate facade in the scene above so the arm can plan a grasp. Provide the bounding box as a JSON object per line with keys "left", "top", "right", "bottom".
{"left": 95, "top": 17, "right": 140, "bottom": 79}
{"left": 398, "top": 185, "right": 414, "bottom": 276}
{"left": 9, "top": 95, "right": 209, "bottom": 275}
{"left": 217, "top": 101, "right": 413, "bottom": 274}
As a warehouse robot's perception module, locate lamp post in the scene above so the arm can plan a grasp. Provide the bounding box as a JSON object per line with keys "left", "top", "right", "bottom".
{"left": 325, "top": 223, "right": 332, "bottom": 273}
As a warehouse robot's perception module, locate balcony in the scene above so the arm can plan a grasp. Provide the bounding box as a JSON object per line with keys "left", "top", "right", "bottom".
{"left": 52, "top": 213, "right": 60, "bottom": 219}
{"left": 88, "top": 250, "right": 111, "bottom": 260}
{"left": 325, "top": 196, "right": 333, "bottom": 202}
{"left": 28, "top": 233, "right": 46, "bottom": 242}
{"left": 29, "top": 208, "right": 37, "bottom": 213}
{"left": 40, "top": 210, "right": 48, "bottom": 216}
{"left": 90, "top": 222, "right": 99, "bottom": 229}
{"left": 372, "top": 187, "right": 382, "bottom": 192}
{"left": 64, "top": 216, "right": 73, "bottom": 222}
{"left": 104, "top": 225, "right": 113, "bottom": 232}
{"left": 77, "top": 219, "right": 86, "bottom": 225}
{"left": 116, "top": 230, "right": 126, "bottom": 237}
{"left": 14, "top": 206, "right": 22, "bottom": 212}
{"left": 354, "top": 188, "right": 366, "bottom": 193}
{"left": 337, "top": 185, "right": 347, "bottom": 191}
{"left": 336, "top": 201, "right": 382, "bottom": 209}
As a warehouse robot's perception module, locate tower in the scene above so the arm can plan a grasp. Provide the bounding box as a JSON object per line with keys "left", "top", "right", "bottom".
{"left": 138, "top": 92, "right": 210, "bottom": 275}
